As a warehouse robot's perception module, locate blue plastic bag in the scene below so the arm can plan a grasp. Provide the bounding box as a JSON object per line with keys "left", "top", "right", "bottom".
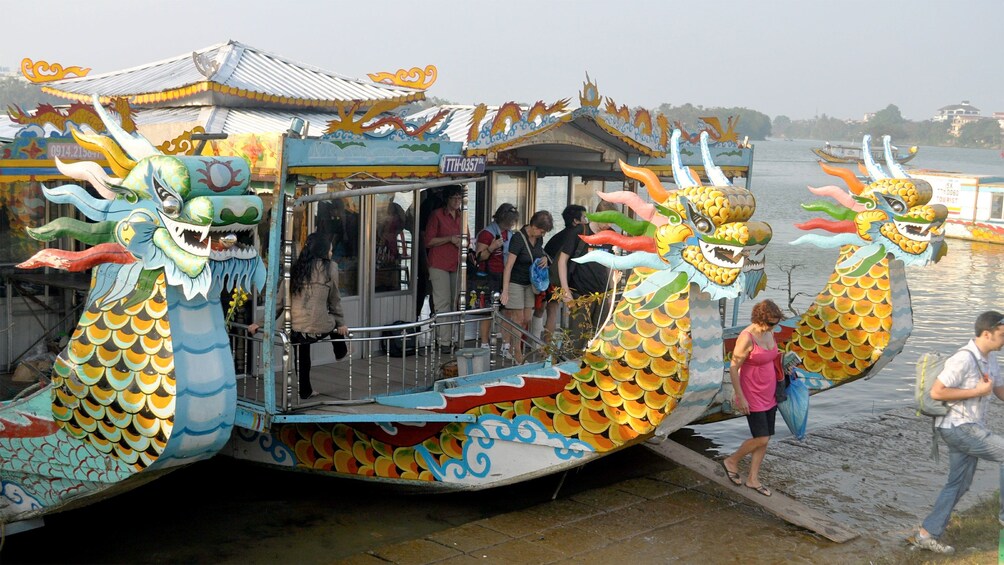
{"left": 530, "top": 259, "right": 549, "bottom": 294}
{"left": 776, "top": 375, "right": 808, "bottom": 440}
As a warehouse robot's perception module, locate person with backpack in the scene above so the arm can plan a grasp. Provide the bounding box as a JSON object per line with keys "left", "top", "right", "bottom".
{"left": 473, "top": 203, "right": 519, "bottom": 347}
{"left": 911, "top": 310, "right": 1004, "bottom": 555}
{"left": 557, "top": 200, "right": 618, "bottom": 351}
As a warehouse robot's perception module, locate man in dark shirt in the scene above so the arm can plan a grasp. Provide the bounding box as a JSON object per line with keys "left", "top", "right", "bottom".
{"left": 540, "top": 205, "right": 587, "bottom": 342}
{"left": 558, "top": 201, "right": 617, "bottom": 351}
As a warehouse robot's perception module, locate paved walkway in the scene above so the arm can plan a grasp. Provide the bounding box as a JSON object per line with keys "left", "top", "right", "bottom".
{"left": 335, "top": 405, "right": 1004, "bottom": 564}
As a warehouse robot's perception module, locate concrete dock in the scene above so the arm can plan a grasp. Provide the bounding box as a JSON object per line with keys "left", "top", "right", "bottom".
{"left": 335, "top": 405, "right": 1004, "bottom": 564}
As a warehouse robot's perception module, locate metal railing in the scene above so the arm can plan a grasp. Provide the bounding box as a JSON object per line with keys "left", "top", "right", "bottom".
{"left": 226, "top": 300, "right": 574, "bottom": 414}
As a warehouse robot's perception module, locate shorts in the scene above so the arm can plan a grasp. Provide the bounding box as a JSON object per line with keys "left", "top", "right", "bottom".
{"left": 746, "top": 406, "right": 777, "bottom": 438}
{"left": 505, "top": 282, "right": 535, "bottom": 310}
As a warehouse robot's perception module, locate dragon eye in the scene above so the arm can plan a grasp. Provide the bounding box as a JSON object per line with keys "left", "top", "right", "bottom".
{"left": 886, "top": 196, "right": 906, "bottom": 214}
{"left": 162, "top": 196, "right": 181, "bottom": 217}
{"left": 693, "top": 214, "right": 714, "bottom": 234}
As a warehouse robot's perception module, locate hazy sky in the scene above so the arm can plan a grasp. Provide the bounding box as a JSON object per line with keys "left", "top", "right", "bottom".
{"left": 4, "top": 0, "right": 1001, "bottom": 121}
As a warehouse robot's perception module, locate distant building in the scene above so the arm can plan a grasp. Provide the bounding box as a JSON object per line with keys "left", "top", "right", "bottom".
{"left": 862, "top": 112, "right": 875, "bottom": 122}
{"left": 0, "top": 65, "right": 18, "bottom": 78}
{"left": 933, "top": 101, "right": 982, "bottom": 137}
{"left": 994, "top": 112, "right": 1004, "bottom": 132}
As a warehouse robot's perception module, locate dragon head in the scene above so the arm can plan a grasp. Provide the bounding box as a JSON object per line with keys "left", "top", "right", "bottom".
{"left": 572, "top": 130, "right": 771, "bottom": 306}
{"left": 795, "top": 135, "right": 947, "bottom": 271}
{"left": 19, "top": 95, "right": 265, "bottom": 302}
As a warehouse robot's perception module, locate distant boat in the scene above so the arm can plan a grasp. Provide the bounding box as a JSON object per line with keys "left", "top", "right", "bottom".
{"left": 813, "top": 141, "right": 918, "bottom": 164}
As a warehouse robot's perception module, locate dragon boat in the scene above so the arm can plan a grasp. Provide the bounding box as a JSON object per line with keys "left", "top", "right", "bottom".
{"left": 224, "top": 130, "right": 948, "bottom": 490}
{"left": 0, "top": 92, "right": 949, "bottom": 521}
{"left": 813, "top": 138, "right": 918, "bottom": 165}
{"left": 0, "top": 97, "right": 266, "bottom": 530}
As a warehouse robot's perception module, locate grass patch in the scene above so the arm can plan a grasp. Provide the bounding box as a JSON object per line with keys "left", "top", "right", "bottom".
{"left": 880, "top": 491, "right": 1000, "bottom": 564}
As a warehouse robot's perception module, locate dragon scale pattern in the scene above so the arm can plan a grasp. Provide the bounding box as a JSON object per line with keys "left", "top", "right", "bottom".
{"left": 52, "top": 271, "right": 174, "bottom": 470}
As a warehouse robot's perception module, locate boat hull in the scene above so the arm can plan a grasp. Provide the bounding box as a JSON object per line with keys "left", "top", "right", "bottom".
{"left": 908, "top": 170, "right": 1004, "bottom": 245}
{"left": 812, "top": 146, "right": 917, "bottom": 165}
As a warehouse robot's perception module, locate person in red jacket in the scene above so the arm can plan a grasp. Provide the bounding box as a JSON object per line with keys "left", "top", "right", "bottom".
{"left": 425, "top": 186, "right": 467, "bottom": 353}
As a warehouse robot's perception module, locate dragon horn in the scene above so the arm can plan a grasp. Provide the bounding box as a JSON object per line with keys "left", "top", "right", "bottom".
{"left": 618, "top": 160, "right": 669, "bottom": 202}
{"left": 883, "top": 135, "right": 911, "bottom": 179}
{"left": 819, "top": 162, "right": 865, "bottom": 195}
{"left": 700, "top": 131, "right": 731, "bottom": 186}
{"left": 671, "top": 130, "right": 699, "bottom": 188}
{"left": 862, "top": 135, "right": 888, "bottom": 180}
{"left": 91, "top": 94, "right": 160, "bottom": 161}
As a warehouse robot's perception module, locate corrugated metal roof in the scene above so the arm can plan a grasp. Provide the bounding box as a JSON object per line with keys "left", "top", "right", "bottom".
{"left": 219, "top": 108, "right": 343, "bottom": 136}
{"left": 133, "top": 107, "right": 202, "bottom": 125}
{"left": 43, "top": 40, "right": 421, "bottom": 107}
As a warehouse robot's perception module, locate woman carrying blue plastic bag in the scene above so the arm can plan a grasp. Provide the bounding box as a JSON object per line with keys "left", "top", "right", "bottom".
{"left": 721, "top": 299, "right": 785, "bottom": 497}
{"left": 500, "top": 210, "right": 553, "bottom": 363}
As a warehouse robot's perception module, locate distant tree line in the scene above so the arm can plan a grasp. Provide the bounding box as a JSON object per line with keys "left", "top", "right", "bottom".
{"left": 0, "top": 77, "right": 59, "bottom": 112}
{"left": 772, "top": 104, "right": 1002, "bottom": 149}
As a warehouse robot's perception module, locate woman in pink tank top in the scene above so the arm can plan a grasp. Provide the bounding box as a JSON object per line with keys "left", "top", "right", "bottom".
{"left": 720, "top": 299, "right": 784, "bottom": 497}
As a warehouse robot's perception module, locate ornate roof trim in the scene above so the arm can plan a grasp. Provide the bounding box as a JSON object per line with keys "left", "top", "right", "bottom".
{"left": 41, "top": 81, "right": 424, "bottom": 110}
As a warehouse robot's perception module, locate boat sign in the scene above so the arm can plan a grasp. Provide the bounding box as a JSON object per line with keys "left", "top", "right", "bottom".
{"left": 439, "top": 155, "right": 486, "bottom": 174}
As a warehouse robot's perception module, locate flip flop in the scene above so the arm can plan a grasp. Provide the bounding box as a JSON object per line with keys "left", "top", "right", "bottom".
{"left": 720, "top": 460, "right": 742, "bottom": 486}
{"left": 746, "top": 483, "right": 771, "bottom": 497}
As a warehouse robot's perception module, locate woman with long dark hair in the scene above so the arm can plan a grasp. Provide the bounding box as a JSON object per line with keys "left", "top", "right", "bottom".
{"left": 250, "top": 232, "right": 347, "bottom": 399}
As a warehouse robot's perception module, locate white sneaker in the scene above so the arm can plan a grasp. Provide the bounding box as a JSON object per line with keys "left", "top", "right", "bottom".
{"left": 480, "top": 343, "right": 491, "bottom": 350}
{"left": 910, "top": 532, "right": 954, "bottom": 555}
{"left": 500, "top": 343, "right": 515, "bottom": 361}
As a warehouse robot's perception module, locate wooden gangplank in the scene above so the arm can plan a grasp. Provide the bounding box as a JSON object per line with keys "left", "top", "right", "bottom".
{"left": 644, "top": 439, "right": 858, "bottom": 543}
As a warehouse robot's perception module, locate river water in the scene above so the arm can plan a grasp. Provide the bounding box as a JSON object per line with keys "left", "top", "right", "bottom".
{"left": 4, "top": 140, "right": 1004, "bottom": 563}
{"left": 696, "top": 139, "right": 1004, "bottom": 450}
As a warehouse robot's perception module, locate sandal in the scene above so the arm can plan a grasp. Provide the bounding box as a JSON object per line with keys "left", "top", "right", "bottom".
{"left": 746, "top": 483, "right": 771, "bottom": 497}
{"left": 720, "top": 460, "right": 742, "bottom": 486}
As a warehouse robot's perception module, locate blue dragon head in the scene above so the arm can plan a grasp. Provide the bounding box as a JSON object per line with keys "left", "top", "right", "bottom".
{"left": 20, "top": 95, "right": 265, "bottom": 303}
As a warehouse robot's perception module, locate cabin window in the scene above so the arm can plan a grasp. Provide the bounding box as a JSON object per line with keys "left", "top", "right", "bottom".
{"left": 571, "top": 176, "right": 606, "bottom": 212}
{"left": 991, "top": 193, "right": 1004, "bottom": 221}
{"left": 492, "top": 171, "right": 529, "bottom": 225}
{"left": 375, "top": 192, "right": 413, "bottom": 293}
{"left": 0, "top": 181, "right": 48, "bottom": 266}
{"left": 310, "top": 186, "right": 360, "bottom": 298}
{"left": 536, "top": 175, "right": 569, "bottom": 248}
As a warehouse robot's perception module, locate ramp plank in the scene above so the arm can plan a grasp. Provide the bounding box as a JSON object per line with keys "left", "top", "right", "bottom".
{"left": 644, "top": 439, "right": 858, "bottom": 543}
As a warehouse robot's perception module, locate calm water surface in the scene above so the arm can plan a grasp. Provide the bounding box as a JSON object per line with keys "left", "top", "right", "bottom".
{"left": 5, "top": 140, "right": 1004, "bottom": 563}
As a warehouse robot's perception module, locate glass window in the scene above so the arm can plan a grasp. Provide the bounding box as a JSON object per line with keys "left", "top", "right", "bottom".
{"left": 992, "top": 193, "right": 1004, "bottom": 220}
{"left": 571, "top": 176, "right": 606, "bottom": 212}
{"left": 0, "top": 181, "right": 47, "bottom": 265}
{"left": 537, "top": 176, "right": 569, "bottom": 248}
{"left": 493, "top": 171, "right": 529, "bottom": 226}
{"left": 375, "top": 191, "right": 414, "bottom": 293}
{"left": 311, "top": 184, "right": 360, "bottom": 297}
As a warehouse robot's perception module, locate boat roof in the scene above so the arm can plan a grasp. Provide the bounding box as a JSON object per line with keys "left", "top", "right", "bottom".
{"left": 909, "top": 168, "right": 1004, "bottom": 183}
{"left": 39, "top": 39, "right": 424, "bottom": 111}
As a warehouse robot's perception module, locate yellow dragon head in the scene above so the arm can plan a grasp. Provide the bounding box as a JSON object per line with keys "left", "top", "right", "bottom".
{"left": 578, "top": 131, "right": 771, "bottom": 304}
